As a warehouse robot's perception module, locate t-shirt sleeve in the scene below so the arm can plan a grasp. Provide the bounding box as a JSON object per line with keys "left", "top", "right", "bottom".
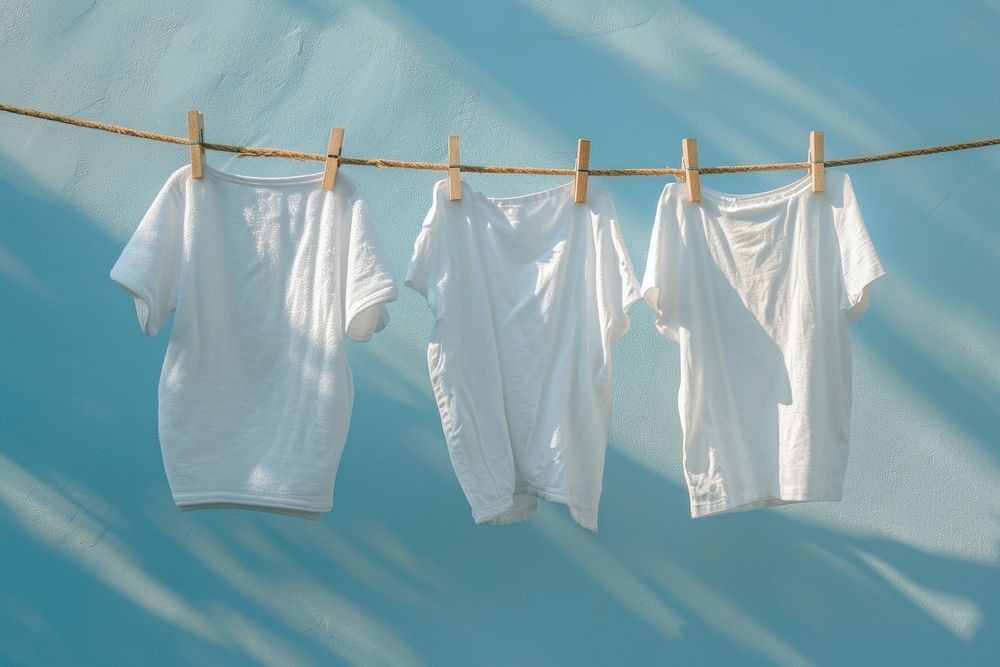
{"left": 404, "top": 182, "right": 448, "bottom": 317}
{"left": 834, "top": 173, "right": 886, "bottom": 321}
{"left": 603, "top": 196, "right": 642, "bottom": 343}
{"left": 343, "top": 197, "right": 398, "bottom": 342}
{"left": 109, "top": 172, "right": 185, "bottom": 337}
{"left": 640, "top": 184, "right": 688, "bottom": 343}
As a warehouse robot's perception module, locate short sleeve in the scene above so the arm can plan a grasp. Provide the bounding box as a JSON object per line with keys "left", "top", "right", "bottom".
{"left": 640, "top": 184, "right": 689, "bottom": 343}
{"left": 110, "top": 171, "right": 185, "bottom": 336}
{"left": 834, "top": 173, "right": 885, "bottom": 321}
{"left": 602, "top": 193, "right": 642, "bottom": 343}
{"left": 404, "top": 182, "right": 448, "bottom": 317}
{"left": 343, "top": 197, "right": 398, "bottom": 342}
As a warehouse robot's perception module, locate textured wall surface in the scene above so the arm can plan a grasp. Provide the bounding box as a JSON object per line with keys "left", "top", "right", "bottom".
{"left": 1, "top": 1, "right": 998, "bottom": 665}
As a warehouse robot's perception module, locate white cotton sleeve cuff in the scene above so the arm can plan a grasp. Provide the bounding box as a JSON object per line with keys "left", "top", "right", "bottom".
{"left": 845, "top": 266, "right": 885, "bottom": 322}
{"left": 345, "top": 282, "right": 398, "bottom": 342}
{"left": 110, "top": 265, "right": 160, "bottom": 337}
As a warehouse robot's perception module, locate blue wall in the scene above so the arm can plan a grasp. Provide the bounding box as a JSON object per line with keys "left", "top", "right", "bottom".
{"left": 2, "top": 1, "right": 998, "bottom": 664}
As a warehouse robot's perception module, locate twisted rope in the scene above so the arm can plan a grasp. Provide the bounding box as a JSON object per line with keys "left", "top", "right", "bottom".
{"left": 3, "top": 103, "right": 998, "bottom": 177}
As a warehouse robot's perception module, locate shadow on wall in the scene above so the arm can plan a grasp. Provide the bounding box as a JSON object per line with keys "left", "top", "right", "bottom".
{"left": 2, "top": 0, "right": 1000, "bottom": 664}
{"left": 0, "top": 154, "right": 996, "bottom": 664}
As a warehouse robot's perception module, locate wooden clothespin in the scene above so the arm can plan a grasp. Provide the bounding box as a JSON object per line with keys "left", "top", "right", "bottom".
{"left": 682, "top": 137, "right": 700, "bottom": 203}
{"left": 574, "top": 138, "right": 591, "bottom": 204}
{"left": 187, "top": 110, "right": 204, "bottom": 179}
{"left": 809, "top": 130, "right": 824, "bottom": 193}
{"left": 448, "top": 135, "right": 461, "bottom": 201}
{"left": 322, "top": 127, "right": 344, "bottom": 191}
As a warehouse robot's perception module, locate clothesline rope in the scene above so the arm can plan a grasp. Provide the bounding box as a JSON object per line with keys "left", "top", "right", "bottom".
{"left": 3, "top": 102, "right": 1000, "bottom": 177}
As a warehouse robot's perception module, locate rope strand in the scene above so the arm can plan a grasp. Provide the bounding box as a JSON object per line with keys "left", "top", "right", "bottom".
{"left": 3, "top": 103, "right": 999, "bottom": 177}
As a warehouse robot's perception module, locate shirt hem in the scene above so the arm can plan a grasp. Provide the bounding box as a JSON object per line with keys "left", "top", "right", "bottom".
{"left": 173, "top": 490, "right": 332, "bottom": 518}
{"left": 471, "top": 486, "right": 598, "bottom": 532}
{"left": 690, "top": 487, "right": 844, "bottom": 518}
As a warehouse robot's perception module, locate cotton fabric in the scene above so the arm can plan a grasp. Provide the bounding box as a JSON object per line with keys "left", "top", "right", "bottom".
{"left": 406, "top": 179, "right": 641, "bottom": 531}
{"left": 111, "top": 164, "right": 397, "bottom": 518}
{"left": 641, "top": 171, "right": 885, "bottom": 518}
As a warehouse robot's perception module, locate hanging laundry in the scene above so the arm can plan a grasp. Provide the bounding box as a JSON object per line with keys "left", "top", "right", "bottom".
{"left": 110, "top": 164, "right": 397, "bottom": 519}
{"left": 406, "top": 179, "right": 641, "bottom": 531}
{"left": 642, "top": 171, "right": 885, "bottom": 518}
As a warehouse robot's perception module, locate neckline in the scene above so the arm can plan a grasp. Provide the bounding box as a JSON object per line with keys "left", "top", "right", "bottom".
{"left": 201, "top": 163, "right": 325, "bottom": 187}
{"left": 469, "top": 180, "right": 578, "bottom": 207}
{"left": 695, "top": 173, "right": 814, "bottom": 207}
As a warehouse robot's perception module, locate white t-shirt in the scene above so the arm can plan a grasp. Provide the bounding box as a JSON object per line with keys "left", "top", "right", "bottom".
{"left": 111, "top": 164, "right": 397, "bottom": 519}
{"left": 641, "top": 171, "right": 885, "bottom": 518}
{"left": 405, "top": 180, "right": 641, "bottom": 531}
